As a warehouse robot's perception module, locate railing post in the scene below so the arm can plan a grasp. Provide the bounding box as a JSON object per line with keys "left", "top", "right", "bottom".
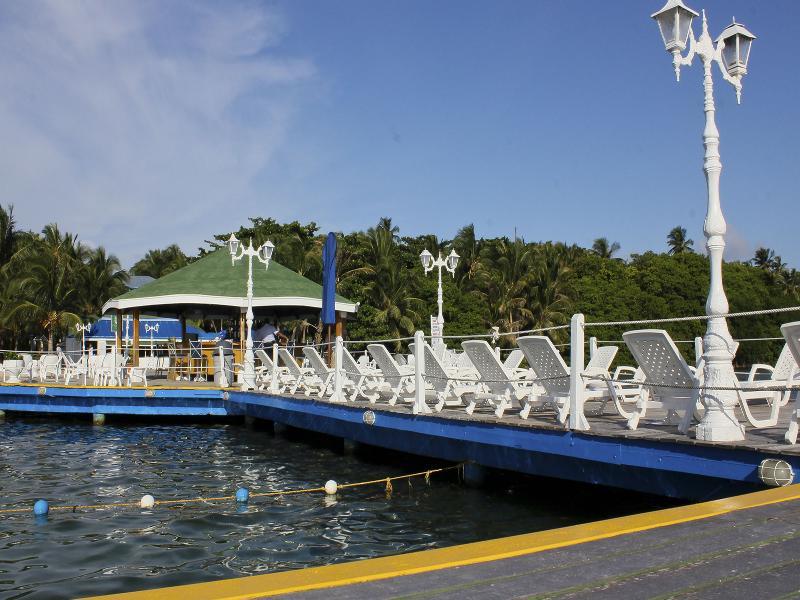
{"left": 413, "top": 331, "right": 426, "bottom": 415}
{"left": 217, "top": 346, "right": 228, "bottom": 388}
{"left": 269, "top": 343, "right": 280, "bottom": 393}
{"left": 694, "top": 336, "right": 704, "bottom": 368}
{"left": 569, "top": 313, "right": 589, "bottom": 431}
{"left": 589, "top": 336, "right": 597, "bottom": 359}
{"left": 333, "top": 336, "right": 344, "bottom": 402}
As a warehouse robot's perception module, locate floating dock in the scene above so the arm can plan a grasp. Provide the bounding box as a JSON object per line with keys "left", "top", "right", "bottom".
{"left": 2, "top": 382, "right": 799, "bottom": 501}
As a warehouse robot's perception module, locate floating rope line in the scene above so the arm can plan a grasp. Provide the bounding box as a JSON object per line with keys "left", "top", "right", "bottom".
{"left": 0, "top": 463, "right": 464, "bottom": 516}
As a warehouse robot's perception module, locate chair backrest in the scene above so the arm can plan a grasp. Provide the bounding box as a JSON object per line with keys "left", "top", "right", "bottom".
{"left": 622, "top": 329, "right": 696, "bottom": 398}
{"left": 278, "top": 348, "right": 303, "bottom": 378}
{"left": 781, "top": 322, "right": 800, "bottom": 375}
{"left": 40, "top": 354, "right": 60, "bottom": 368}
{"left": 303, "top": 347, "right": 330, "bottom": 375}
{"left": 255, "top": 348, "right": 275, "bottom": 371}
{"left": 516, "top": 336, "right": 570, "bottom": 395}
{"left": 367, "top": 344, "right": 406, "bottom": 386}
{"left": 393, "top": 353, "right": 407, "bottom": 366}
{"left": 461, "top": 340, "right": 513, "bottom": 395}
{"left": 421, "top": 342, "right": 451, "bottom": 393}
{"left": 341, "top": 347, "right": 366, "bottom": 378}
{"left": 503, "top": 349, "right": 524, "bottom": 371}
{"left": 772, "top": 343, "right": 798, "bottom": 382}
{"left": 585, "top": 345, "right": 619, "bottom": 376}
{"left": 21, "top": 354, "right": 33, "bottom": 367}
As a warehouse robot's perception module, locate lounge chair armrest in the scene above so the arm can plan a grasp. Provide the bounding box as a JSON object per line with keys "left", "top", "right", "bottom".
{"left": 612, "top": 366, "right": 638, "bottom": 380}
{"left": 747, "top": 364, "right": 774, "bottom": 382}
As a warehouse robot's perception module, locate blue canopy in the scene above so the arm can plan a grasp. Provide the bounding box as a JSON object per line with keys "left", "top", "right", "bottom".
{"left": 85, "top": 317, "right": 213, "bottom": 341}
{"left": 321, "top": 232, "right": 337, "bottom": 325}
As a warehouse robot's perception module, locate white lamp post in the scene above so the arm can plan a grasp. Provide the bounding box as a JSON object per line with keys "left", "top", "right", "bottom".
{"left": 144, "top": 323, "right": 159, "bottom": 358}
{"left": 76, "top": 322, "right": 91, "bottom": 385}
{"left": 228, "top": 234, "right": 275, "bottom": 391}
{"left": 420, "top": 248, "right": 459, "bottom": 350}
{"left": 652, "top": 1, "right": 755, "bottom": 441}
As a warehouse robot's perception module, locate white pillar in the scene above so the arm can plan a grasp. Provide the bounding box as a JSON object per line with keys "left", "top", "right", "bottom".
{"left": 694, "top": 336, "right": 704, "bottom": 369}
{"left": 333, "top": 336, "right": 344, "bottom": 403}
{"left": 269, "top": 343, "right": 280, "bottom": 394}
{"left": 413, "top": 331, "right": 427, "bottom": 415}
{"left": 589, "top": 336, "right": 598, "bottom": 359}
{"left": 569, "top": 313, "right": 589, "bottom": 431}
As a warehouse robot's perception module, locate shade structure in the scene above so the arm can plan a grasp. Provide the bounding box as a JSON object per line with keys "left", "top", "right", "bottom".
{"left": 321, "top": 232, "right": 337, "bottom": 326}
{"left": 102, "top": 249, "right": 357, "bottom": 319}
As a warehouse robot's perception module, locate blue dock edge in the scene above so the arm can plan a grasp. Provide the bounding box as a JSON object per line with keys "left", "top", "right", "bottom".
{"left": 0, "top": 384, "right": 795, "bottom": 501}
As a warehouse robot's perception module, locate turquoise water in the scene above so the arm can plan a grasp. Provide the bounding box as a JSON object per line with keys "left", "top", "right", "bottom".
{"left": 0, "top": 418, "right": 674, "bottom": 599}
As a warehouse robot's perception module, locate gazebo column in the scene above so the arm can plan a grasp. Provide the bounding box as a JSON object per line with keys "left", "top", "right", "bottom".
{"left": 115, "top": 309, "right": 123, "bottom": 352}
{"left": 132, "top": 310, "right": 140, "bottom": 366}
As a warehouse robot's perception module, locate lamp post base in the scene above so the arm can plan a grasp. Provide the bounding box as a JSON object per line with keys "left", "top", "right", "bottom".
{"left": 241, "top": 349, "right": 257, "bottom": 391}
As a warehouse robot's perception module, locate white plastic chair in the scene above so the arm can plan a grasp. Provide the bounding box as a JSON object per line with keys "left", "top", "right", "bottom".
{"left": 741, "top": 344, "right": 797, "bottom": 408}
{"left": 780, "top": 322, "right": 800, "bottom": 444}
{"left": 410, "top": 341, "right": 479, "bottom": 412}
{"left": 367, "top": 344, "right": 415, "bottom": 405}
{"left": 302, "top": 347, "right": 335, "bottom": 398}
{"left": 38, "top": 354, "right": 61, "bottom": 383}
{"left": 461, "top": 340, "right": 533, "bottom": 417}
{"left": 341, "top": 347, "right": 380, "bottom": 402}
{"left": 277, "top": 348, "right": 315, "bottom": 395}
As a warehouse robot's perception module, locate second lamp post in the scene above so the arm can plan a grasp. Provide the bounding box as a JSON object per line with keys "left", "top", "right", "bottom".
{"left": 228, "top": 234, "right": 275, "bottom": 390}
{"left": 420, "top": 248, "right": 459, "bottom": 349}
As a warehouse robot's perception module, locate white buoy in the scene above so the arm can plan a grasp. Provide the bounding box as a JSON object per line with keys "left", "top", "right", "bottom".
{"left": 324, "top": 480, "right": 338, "bottom": 495}
{"left": 140, "top": 494, "right": 155, "bottom": 509}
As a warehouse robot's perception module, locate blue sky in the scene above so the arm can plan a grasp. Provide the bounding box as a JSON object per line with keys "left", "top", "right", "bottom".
{"left": 1, "top": 1, "right": 797, "bottom": 267}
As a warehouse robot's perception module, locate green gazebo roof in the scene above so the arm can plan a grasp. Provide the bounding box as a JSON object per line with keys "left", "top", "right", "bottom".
{"left": 102, "top": 249, "right": 356, "bottom": 317}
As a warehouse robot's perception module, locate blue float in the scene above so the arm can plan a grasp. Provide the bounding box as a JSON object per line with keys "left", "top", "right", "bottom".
{"left": 235, "top": 487, "right": 249, "bottom": 503}
{"left": 33, "top": 499, "right": 49, "bottom": 516}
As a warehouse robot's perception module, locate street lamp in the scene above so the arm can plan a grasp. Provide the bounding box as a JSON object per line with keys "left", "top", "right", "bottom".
{"left": 144, "top": 323, "right": 159, "bottom": 358}
{"left": 652, "top": 1, "right": 755, "bottom": 441}
{"left": 228, "top": 234, "right": 275, "bottom": 390}
{"left": 420, "top": 248, "right": 459, "bottom": 350}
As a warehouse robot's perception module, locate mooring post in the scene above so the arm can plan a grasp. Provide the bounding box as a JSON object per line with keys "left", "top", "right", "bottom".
{"left": 413, "top": 331, "right": 427, "bottom": 415}
{"left": 333, "top": 335, "right": 344, "bottom": 402}
{"left": 269, "top": 343, "right": 280, "bottom": 394}
{"left": 569, "top": 313, "right": 589, "bottom": 431}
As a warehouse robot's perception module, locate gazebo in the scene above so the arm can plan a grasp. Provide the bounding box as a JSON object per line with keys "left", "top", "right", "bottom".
{"left": 101, "top": 249, "right": 357, "bottom": 365}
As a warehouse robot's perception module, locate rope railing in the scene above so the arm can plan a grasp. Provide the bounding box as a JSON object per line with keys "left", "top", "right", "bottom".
{"left": 584, "top": 305, "right": 800, "bottom": 328}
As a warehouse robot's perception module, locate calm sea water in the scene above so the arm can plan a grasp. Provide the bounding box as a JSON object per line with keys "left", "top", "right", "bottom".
{"left": 0, "top": 418, "right": 675, "bottom": 599}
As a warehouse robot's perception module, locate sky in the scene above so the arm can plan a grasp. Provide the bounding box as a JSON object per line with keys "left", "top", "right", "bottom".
{"left": 0, "top": 0, "right": 797, "bottom": 268}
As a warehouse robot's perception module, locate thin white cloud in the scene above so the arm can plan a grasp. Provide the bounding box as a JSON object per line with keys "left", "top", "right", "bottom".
{"left": 0, "top": 0, "right": 315, "bottom": 265}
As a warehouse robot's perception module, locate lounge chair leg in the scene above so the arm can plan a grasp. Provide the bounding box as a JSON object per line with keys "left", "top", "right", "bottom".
{"left": 785, "top": 417, "right": 799, "bottom": 445}
{"left": 494, "top": 397, "right": 508, "bottom": 418}
{"left": 519, "top": 402, "right": 531, "bottom": 420}
{"left": 465, "top": 400, "right": 476, "bottom": 415}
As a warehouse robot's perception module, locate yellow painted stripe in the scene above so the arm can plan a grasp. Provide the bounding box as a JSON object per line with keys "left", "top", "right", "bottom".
{"left": 82, "top": 483, "right": 800, "bottom": 600}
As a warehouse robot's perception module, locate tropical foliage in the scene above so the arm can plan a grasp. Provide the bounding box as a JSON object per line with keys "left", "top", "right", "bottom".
{"left": 3, "top": 206, "right": 799, "bottom": 367}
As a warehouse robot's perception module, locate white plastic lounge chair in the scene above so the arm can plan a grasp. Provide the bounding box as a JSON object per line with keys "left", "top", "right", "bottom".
{"left": 741, "top": 344, "right": 797, "bottom": 409}
{"left": 93, "top": 353, "right": 127, "bottom": 386}
{"left": 59, "top": 349, "right": 89, "bottom": 385}
{"left": 780, "top": 322, "right": 800, "bottom": 444}
{"left": 277, "top": 348, "right": 315, "bottom": 395}
{"left": 516, "top": 336, "right": 622, "bottom": 425}
{"left": 341, "top": 347, "right": 380, "bottom": 402}
{"left": 503, "top": 349, "right": 525, "bottom": 373}
{"left": 254, "top": 348, "right": 290, "bottom": 390}
{"left": 367, "top": 344, "right": 415, "bottom": 405}
{"left": 302, "top": 347, "right": 336, "bottom": 398}
{"left": 38, "top": 354, "right": 61, "bottom": 383}
{"left": 461, "top": 340, "right": 533, "bottom": 418}
{"left": 409, "top": 342, "right": 479, "bottom": 412}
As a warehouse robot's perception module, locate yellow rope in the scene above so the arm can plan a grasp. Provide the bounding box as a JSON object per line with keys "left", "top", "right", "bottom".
{"left": 0, "top": 464, "right": 463, "bottom": 515}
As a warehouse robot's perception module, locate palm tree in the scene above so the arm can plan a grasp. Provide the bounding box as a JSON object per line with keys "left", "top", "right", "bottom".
{"left": 667, "top": 226, "right": 694, "bottom": 255}
{"left": 752, "top": 247, "right": 776, "bottom": 270}
{"left": 131, "top": 245, "right": 188, "bottom": 278}
{"left": 591, "top": 237, "right": 620, "bottom": 259}
{"left": 475, "top": 239, "right": 531, "bottom": 342}
{"left": 0, "top": 205, "right": 20, "bottom": 266}
{"left": 7, "top": 229, "right": 83, "bottom": 351}
{"left": 526, "top": 245, "right": 573, "bottom": 342}
{"left": 452, "top": 224, "right": 483, "bottom": 291}
{"left": 364, "top": 262, "right": 423, "bottom": 350}
{"left": 77, "top": 247, "right": 128, "bottom": 318}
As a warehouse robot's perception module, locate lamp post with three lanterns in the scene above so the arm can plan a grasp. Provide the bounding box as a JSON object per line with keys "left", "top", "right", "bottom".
{"left": 419, "top": 248, "right": 460, "bottom": 350}
{"left": 227, "top": 234, "right": 275, "bottom": 391}
{"left": 651, "top": 0, "right": 756, "bottom": 441}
